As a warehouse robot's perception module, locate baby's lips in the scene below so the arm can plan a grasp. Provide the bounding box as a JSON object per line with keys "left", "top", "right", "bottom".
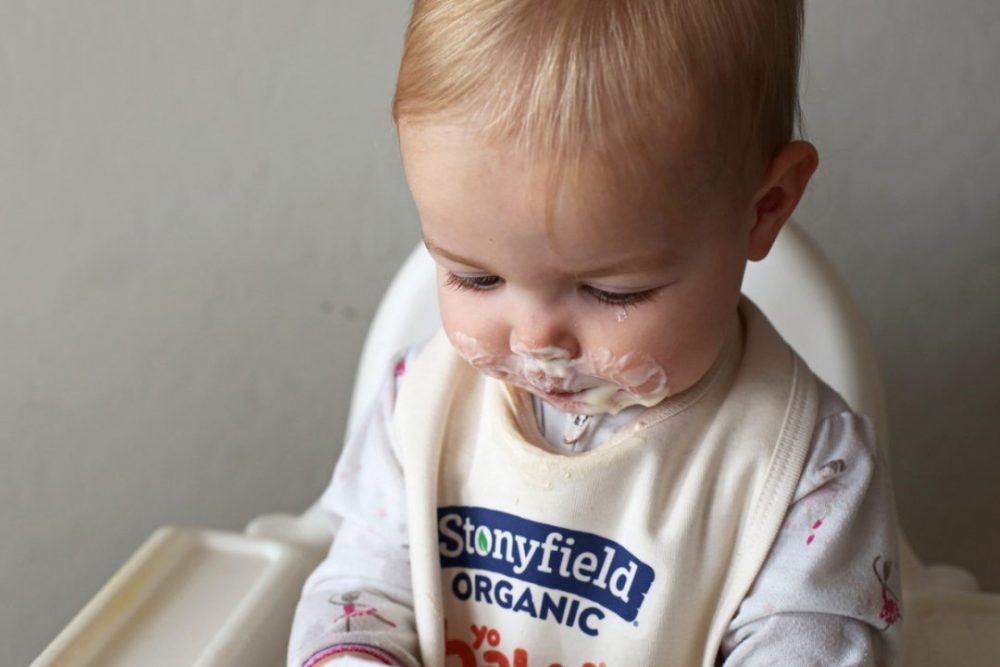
{"left": 532, "top": 380, "right": 576, "bottom": 394}
{"left": 528, "top": 372, "right": 605, "bottom": 394}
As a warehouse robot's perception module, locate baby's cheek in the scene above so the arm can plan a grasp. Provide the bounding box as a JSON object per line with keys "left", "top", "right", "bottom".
{"left": 658, "top": 339, "right": 726, "bottom": 395}
{"left": 446, "top": 328, "right": 512, "bottom": 379}
{"left": 630, "top": 368, "right": 671, "bottom": 397}
{"left": 441, "top": 319, "right": 476, "bottom": 353}
{"left": 620, "top": 363, "right": 671, "bottom": 403}
{"left": 437, "top": 292, "right": 467, "bottom": 333}
{"left": 448, "top": 329, "right": 486, "bottom": 359}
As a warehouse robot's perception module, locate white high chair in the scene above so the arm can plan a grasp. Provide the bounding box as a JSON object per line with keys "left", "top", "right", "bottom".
{"left": 33, "top": 221, "right": 1000, "bottom": 666}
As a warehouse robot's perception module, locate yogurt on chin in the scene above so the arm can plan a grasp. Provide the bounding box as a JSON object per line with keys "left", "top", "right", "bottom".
{"left": 451, "top": 332, "right": 670, "bottom": 415}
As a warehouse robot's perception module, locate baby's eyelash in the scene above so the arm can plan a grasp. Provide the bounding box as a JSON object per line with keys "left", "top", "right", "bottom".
{"left": 445, "top": 272, "right": 659, "bottom": 309}
{"left": 444, "top": 273, "right": 502, "bottom": 292}
{"left": 584, "top": 286, "right": 659, "bottom": 308}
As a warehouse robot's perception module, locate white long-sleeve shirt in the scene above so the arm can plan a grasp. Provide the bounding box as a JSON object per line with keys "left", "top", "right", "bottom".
{"left": 288, "top": 346, "right": 901, "bottom": 666}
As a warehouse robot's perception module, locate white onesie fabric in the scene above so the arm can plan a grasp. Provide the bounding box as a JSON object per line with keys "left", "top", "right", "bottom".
{"left": 288, "top": 326, "right": 901, "bottom": 666}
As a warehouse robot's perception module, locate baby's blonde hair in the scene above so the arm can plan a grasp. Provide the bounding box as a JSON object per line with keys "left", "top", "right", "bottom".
{"left": 393, "top": 0, "right": 804, "bottom": 206}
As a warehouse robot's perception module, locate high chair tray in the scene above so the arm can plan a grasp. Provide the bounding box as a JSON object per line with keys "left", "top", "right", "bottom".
{"left": 32, "top": 525, "right": 322, "bottom": 667}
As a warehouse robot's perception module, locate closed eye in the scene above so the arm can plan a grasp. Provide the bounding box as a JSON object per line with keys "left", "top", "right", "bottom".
{"left": 445, "top": 271, "right": 662, "bottom": 308}
{"left": 444, "top": 272, "right": 502, "bottom": 292}
{"left": 583, "top": 285, "right": 660, "bottom": 308}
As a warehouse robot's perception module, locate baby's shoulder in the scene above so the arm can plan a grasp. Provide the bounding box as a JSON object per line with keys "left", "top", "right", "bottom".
{"left": 794, "top": 379, "right": 882, "bottom": 502}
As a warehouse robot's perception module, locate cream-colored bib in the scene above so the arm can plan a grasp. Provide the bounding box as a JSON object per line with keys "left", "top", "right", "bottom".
{"left": 394, "top": 297, "right": 819, "bottom": 667}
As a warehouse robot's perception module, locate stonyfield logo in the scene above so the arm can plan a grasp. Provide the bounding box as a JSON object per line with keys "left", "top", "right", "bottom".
{"left": 437, "top": 506, "right": 655, "bottom": 636}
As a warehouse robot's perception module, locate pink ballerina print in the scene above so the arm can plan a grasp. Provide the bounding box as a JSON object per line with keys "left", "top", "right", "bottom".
{"left": 802, "top": 459, "right": 848, "bottom": 547}
{"left": 872, "top": 556, "right": 901, "bottom": 629}
{"left": 329, "top": 591, "right": 398, "bottom": 632}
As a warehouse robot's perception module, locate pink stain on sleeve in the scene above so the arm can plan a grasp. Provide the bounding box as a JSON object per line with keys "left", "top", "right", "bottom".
{"left": 394, "top": 359, "right": 407, "bottom": 377}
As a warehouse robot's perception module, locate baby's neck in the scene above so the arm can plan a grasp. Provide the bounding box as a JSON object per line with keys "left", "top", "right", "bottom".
{"left": 530, "top": 396, "right": 645, "bottom": 454}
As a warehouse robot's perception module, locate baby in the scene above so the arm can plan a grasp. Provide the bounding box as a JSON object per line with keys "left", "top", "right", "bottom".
{"left": 289, "top": 1, "right": 901, "bottom": 665}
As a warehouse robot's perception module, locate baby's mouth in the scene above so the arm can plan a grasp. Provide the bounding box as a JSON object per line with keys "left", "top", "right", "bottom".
{"left": 529, "top": 383, "right": 580, "bottom": 399}
{"left": 523, "top": 372, "right": 588, "bottom": 395}
{"left": 540, "top": 388, "right": 582, "bottom": 400}
{"left": 453, "top": 340, "right": 671, "bottom": 415}
{"left": 522, "top": 377, "right": 614, "bottom": 407}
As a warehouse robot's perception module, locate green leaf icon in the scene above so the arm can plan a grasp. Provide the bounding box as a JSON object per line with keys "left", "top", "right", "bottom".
{"left": 476, "top": 527, "right": 491, "bottom": 554}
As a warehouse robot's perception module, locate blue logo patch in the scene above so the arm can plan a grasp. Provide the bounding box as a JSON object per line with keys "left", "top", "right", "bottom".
{"left": 437, "top": 506, "right": 655, "bottom": 624}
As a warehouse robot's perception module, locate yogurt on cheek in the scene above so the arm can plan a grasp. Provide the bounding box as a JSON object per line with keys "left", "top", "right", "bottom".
{"left": 449, "top": 332, "right": 671, "bottom": 415}
{"left": 573, "top": 349, "right": 670, "bottom": 414}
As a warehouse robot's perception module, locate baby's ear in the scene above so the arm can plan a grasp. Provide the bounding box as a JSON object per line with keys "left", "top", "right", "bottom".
{"left": 747, "top": 141, "right": 819, "bottom": 261}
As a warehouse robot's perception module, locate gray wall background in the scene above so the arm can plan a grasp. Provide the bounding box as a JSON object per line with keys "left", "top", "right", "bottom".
{"left": 2, "top": 1, "right": 997, "bottom": 665}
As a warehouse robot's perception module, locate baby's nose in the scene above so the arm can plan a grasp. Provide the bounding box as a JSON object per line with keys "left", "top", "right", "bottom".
{"left": 508, "top": 298, "right": 580, "bottom": 359}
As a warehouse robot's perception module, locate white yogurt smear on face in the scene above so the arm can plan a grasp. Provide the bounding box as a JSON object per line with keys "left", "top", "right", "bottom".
{"left": 451, "top": 332, "right": 670, "bottom": 415}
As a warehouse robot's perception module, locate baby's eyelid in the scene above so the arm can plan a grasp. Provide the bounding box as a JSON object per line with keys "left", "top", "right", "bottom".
{"left": 444, "top": 272, "right": 503, "bottom": 291}
{"left": 582, "top": 283, "right": 662, "bottom": 307}
{"left": 583, "top": 283, "right": 658, "bottom": 296}
{"left": 448, "top": 269, "right": 498, "bottom": 279}
{"left": 585, "top": 284, "right": 641, "bottom": 295}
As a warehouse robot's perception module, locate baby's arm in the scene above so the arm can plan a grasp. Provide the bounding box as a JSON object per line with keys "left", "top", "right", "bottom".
{"left": 720, "top": 385, "right": 902, "bottom": 666}
{"left": 307, "top": 654, "right": 394, "bottom": 666}
{"left": 317, "top": 657, "right": 388, "bottom": 666}
{"left": 287, "top": 351, "right": 422, "bottom": 667}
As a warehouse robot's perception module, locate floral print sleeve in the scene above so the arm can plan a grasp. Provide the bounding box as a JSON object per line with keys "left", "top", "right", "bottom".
{"left": 721, "top": 381, "right": 902, "bottom": 666}
{"left": 287, "top": 348, "right": 425, "bottom": 667}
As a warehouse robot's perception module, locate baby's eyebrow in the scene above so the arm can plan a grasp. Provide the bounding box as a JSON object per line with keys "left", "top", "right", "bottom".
{"left": 422, "top": 238, "right": 483, "bottom": 268}
{"left": 423, "top": 235, "right": 680, "bottom": 277}
{"left": 574, "top": 252, "right": 682, "bottom": 279}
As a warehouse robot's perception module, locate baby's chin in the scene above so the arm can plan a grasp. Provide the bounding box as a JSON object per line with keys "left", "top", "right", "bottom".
{"left": 518, "top": 379, "right": 669, "bottom": 417}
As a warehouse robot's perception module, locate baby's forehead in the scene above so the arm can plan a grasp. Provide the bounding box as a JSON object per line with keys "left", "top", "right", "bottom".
{"left": 401, "top": 118, "right": 741, "bottom": 270}
{"left": 539, "top": 153, "right": 733, "bottom": 242}
{"left": 404, "top": 116, "right": 725, "bottom": 212}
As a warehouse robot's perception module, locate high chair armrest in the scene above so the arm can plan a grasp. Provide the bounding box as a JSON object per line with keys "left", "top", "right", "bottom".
{"left": 245, "top": 500, "right": 333, "bottom": 554}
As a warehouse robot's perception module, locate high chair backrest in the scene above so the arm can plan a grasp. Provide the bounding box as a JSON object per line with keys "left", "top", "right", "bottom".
{"left": 346, "top": 220, "right": 890, "bottom": 453}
